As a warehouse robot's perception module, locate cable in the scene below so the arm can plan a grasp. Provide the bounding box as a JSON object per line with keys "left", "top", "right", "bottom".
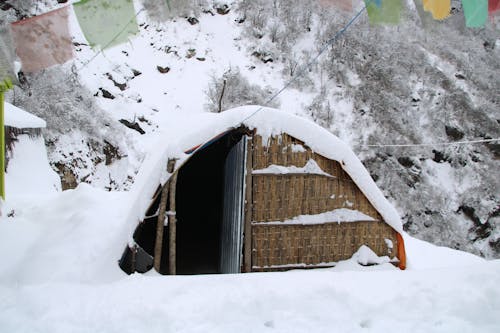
{"left": 238, "top": 4, "right": 368, "bottom": 126}
{"left": 361, "top": 138, "right": 500, "bottom": 148}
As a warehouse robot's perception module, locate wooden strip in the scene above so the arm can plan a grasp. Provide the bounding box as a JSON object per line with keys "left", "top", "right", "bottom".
{"left": 153, "top": 182, "right": 169, "bottom": 272}
{"left": 244, "top": 136, "right": 253, "bottom": 273}
{"left": 168, "top": 171, "right": 178, "bottom": 275}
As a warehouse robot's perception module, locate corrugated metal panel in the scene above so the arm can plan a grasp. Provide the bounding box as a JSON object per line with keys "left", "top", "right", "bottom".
{"left": 219, "top": 136, "right": 247, "bottom": 274}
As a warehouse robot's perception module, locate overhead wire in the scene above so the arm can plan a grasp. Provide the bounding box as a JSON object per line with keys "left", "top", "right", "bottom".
{"left": 360, "top": 138, "right": 500, "bottom": 148}
{"left": 238, "top": 3, "right": 369, "bottom": 126}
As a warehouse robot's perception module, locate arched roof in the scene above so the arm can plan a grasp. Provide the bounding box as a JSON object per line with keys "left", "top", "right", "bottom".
{"left": 125, "top": 106, "right": 403, "bottom": 242}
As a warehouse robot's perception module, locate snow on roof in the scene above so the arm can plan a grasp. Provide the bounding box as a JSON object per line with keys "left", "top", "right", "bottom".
{"left": 4, "top": 102, "right": 46, "bottom": 128}
{"left": 126, "top": 106, "right": 403, "bottom": 243}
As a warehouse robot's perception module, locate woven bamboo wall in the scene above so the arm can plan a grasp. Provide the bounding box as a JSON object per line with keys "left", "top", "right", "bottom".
{"left": 251, "top": 221, "right": 398, "bottom": 270}
{"left": 249, "top": 133, "right": 399, "bottom": 271}
{"left": 251, "top": 134, "right": 381, "bottom": 222}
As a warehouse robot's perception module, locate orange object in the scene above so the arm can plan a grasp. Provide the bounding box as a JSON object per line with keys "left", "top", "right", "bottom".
{"left": 423, "top": 0, "right": 450, "bottom": 20}
{"left": 397, "top": 233, "right": 407, "bottom": 270}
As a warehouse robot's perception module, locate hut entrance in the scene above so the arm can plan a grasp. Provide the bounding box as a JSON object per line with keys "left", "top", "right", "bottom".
{"left": 175, "top": 131, "right": 247, "bottom": 274}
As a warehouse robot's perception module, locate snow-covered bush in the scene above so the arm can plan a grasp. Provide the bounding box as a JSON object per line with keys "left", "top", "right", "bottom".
{"left": 205, "top": 68, "right": 279, "bottom": 113}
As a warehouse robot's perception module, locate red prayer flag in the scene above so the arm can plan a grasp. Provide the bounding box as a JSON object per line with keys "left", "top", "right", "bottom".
{"left": 10, "top": 6, "right": 73, "bottom": 73}
{"left": 489, "top": 0, "right": 500, "bottom": 13}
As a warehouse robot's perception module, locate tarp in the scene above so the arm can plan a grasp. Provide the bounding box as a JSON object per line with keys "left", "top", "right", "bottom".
{"left": 0, "top": 27, "right": 17, "bottom": 82}
{"left": 462, "top": 0, "right": 488, "bottom": 27}
{"left": 318, "top": 0, "right": 353, "bottom": 12}
{"left": 73, "top": 0, "right": 139, "bottom": 50}
{"left": 364, "top": 0, "right": 402, "bottom": 25}
{"left": 10, "top": 6, "right": 73, "bottom": 73}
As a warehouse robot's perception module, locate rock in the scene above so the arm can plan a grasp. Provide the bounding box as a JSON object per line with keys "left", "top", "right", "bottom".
{"left": 103, "top": 141, "right": 122, "bottom": 166}
{"left": 105, "top": 73, "right": 127, "bottom": 91}
{"left": 187, "top": 17, "right": 199, "bottom": 25}
{"left": 119, "top": 119, "right": 145, "bottom": 135}
{"left": 251, "top": 51, "right": 273, "bottom": 64}
{"left": 157, "top": 66, "right": 170, "bottom": 74}
{"left": 99, "top": 88, "right": 115, "bottom": 99}
{"left": 445, "top": 125, "right": 464, "bottom": 141}
{"left": 397, "top": 157, "right": 414, "bottom": 168}
{"left": 216, "top": 4, "right": 230, "bottom": 15}
{"left": 54, "top": 162, "right": 78, "bottom": 190}
{"left": 432, "top": 150, "right": 449, "bottom": 163}
{"left": 186, "top": 49, "right": 196, "bottom": 59}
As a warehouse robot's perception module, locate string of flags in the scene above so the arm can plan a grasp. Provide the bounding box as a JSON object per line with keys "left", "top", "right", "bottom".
{"left": 320, "top": 0, "right": 500, "bottom": 26}
{"left": 0, "top": 0, "right": 499, "bottom": 80}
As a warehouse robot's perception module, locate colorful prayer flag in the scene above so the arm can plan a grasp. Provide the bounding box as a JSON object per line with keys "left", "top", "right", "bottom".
{"left": 364, "top": 0, "right": 402, "bottom": 25}
{"left": 10, "top": 6, "right": 73, "bottom": 73}
{"left": 319, "top": 0, "right": 353, "bottom": 12}
{"left": 424, "top": 0, "right": 451, "bottom": 20}
{"left": 414, "top": 0, "right": 438, "bottom": 27}
{"left": 73, "top": 0, "right": 139, "bottom": 50}
{"left": 489, "top": 0, "right": 500, "bottom": 13}
{"left": 0, "top": 27, "right": 17, "bottom": 82}
{"left": 462, "top": 0, "right": 488, "bottom": 27}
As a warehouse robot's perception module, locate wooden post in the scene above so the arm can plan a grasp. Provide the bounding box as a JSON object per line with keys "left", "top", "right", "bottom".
{"left": 0, "top": 89, "right": 5, "bottom": 202}
{"left": 153, "top": 182, "right": 169, "bottom": 273}
{"left": 243, "top": 136, "right": 253, "bottom": 272}
{"left": 0, "top": 78, "right": 13, "bottom": 203}
{"left": 168, "top": 171, "right": 178, "bottom": 275}
{"left": 153, "top": 159, "right": 176, "bottom": 273}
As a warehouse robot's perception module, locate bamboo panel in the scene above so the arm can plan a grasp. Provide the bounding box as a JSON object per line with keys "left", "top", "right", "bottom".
{"left": 251, "top": 133, "right": 381, "bottom": 222}
{"left": 252, "top": 174, "right": 380, "bottom": 222}
{"left": 251, "top": 220, "right": 399, "bottom": 271}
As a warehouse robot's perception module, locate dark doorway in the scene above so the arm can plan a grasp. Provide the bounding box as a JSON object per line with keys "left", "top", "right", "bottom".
{"left": 175, "top": 130, "right": 246, "bottom": 274}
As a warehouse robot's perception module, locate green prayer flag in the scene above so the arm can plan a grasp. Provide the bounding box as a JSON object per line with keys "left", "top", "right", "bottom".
{"left": 462, "top": 0, "right": 488, "bottom": 27}
{"left": 73, "top": 0, "right": 139, "bottom": 50}
{"left": 0, "top": 27, "right": 17, "bottom": 83}
{"left": 364, "top": 0, "right": 402, "bottom": 25}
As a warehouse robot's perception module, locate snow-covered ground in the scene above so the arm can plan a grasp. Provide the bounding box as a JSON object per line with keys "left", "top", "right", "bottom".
{"left": 0, "top": 158, "right": 499, "bottom": 332}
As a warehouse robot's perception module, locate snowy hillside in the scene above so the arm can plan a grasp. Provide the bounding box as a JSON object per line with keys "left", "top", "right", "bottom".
{"left": 1, "top": 0, "right": 499, "bottom": 272}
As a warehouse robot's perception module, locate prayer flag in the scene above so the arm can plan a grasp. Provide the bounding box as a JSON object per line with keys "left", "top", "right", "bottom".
{"left": 424, "top": 0, "right": 451, "bottom": 20}
{"left": 462, "top": 0, "right": 488, "bottom": 27}
{"left": 0, "top": 27, "right": 17, "bottom": 82}
{"left": 10, "top": 6, "right": 73, "bottom": 73}
{"left": 319, "top": 0, "right": 353, "bottom": 12}
{"left": 489, "top": 0, "right": 500, "bottom": 13}
{"left": 73, "top": 0, "right": 138, "bottom": 50}
{"left": 414, "top": 0, "right": 439, "bottom": 28}
{"left": 364, "top": 0, "right": 402, "bottom": 25}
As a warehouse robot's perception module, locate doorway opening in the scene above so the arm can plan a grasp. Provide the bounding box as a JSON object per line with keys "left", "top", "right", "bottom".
{"left": 175, "top": 130, "right": 246, "bottom": 274}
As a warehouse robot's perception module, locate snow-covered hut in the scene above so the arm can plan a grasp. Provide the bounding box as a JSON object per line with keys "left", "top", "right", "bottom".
{"left": 4, "top": 102, "right": 60, "bottom": 197}
{"left": 120, "top": 107, "right": 406, "bottom": 275}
